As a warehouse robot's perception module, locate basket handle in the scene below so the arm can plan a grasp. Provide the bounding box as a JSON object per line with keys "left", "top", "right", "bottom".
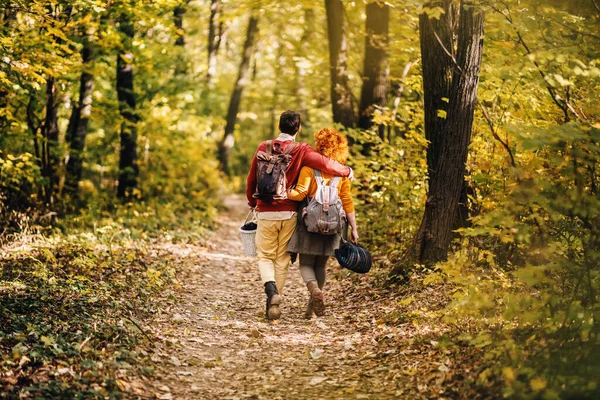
{"left": 245, "top": 208, "right": 258, "bottom": 224}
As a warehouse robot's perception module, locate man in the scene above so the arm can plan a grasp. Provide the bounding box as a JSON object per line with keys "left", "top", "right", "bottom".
{"left": 247, "top": 110, "right": 353, "bottom": 320}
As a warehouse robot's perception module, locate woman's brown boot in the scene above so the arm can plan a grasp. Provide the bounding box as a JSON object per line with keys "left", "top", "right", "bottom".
{"left": 305, "top": 296, "right": 314, "bottom": 319}
{"left": 307, "top": 280, "right": 325, "bottom": 317}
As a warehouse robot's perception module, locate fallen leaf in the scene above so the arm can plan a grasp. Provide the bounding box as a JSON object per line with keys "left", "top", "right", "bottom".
{"left": 172, "top": 314, "right": 185, "bottom": 323}
{"left": 310, "top": 349, "right": 324, "bottom": 359}
{"left": 176, "top": 371, "right": 193, "bottom": 376}
{"left": 248, "top": 328, "right": 262, "bottom": 338}
{"left": 309, "top": 376, "right": 328, "bottom": 385}
{"left": 3, "top": 377, "right": 18, "bottom": 385}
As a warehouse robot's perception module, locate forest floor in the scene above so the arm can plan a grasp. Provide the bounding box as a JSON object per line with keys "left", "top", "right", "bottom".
{"left": 144, "top": 195, "right": 491, "bottom": 400}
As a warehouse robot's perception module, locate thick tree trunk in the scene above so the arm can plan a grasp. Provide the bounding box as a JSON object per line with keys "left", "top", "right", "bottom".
{"left": 325, "top": 0, "right": 355, "bottom": 129}
{"left": 419, "top": 0, "right": 457, "bottom": 185}
{"left": 391, "top": 1, "right": 484, "bottom": 273}
{"left": 65, "top": 41, "right": 94, "bottom": 196}
{"left": 207, "top": 0, "right": 223, "bottom": 87}
{"left": 358, "top": 1, "right": 390, "bottom": 139}
{"left": 419, "top": 5, "right": 484, "bottom": 262}
{"left": 116, "top": 17, "right": 139, "bottom": 199}
{"left": 218, "top": 14, "right": 259, "bottom": 176}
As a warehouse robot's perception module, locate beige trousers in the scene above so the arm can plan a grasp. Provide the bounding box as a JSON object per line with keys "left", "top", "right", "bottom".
{"left": 255, "top": 217, "right": 297, "bottom": 293}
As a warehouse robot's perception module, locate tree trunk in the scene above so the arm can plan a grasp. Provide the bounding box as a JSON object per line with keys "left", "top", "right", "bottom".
{"left": 207, "top": 0, "right": 223, "bottom": 87}
{"left": 0, "top": 5, "right": 14, "bottom": 131}
{"left": 270, "top": 34, "right": 282, "bottom": 138}
{"left": 419, "top": 0, "right": 457, "bottom": 185}
{"left": 358, "top": 1, "right": 390, "bottom": 139}
{"left": 174, "top": 1, "right": 189, "bottom": 74}
{"left": 39, "top": 4, "right": 69, "bottom": 205}
{"left": 325, "top": 0, "right": 355, "bottom": 129}
{"left": 391, "top": 1, "right": 484, "bottom": 273}
{"left": 116, "top": 16, "right": 139, "bottom": 199}
{"left": 294, "top": 8, "right": 315, "bottom": 140}
{"left": 65, "top": 40, "right": 95, "bottom": 196}
{"left": 218, "top": 14, "right": 259, "bottom": 176}
{"left": 420, "top": 5, "right": 484, "bottom": 262}
{"left": 0, "top": 90, "right": 7, "bottom": 130}
{"left": 41, "top": 76, "right": 60, "bottom": 205}
{"left": 174, "top": 3, "right": 186, "bottom": 47}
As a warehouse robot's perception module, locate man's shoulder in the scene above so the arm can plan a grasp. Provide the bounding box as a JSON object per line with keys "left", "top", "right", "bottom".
{"left": 290, "top": 141, "right": 311, "bottom": 153}
{"left": 268, "top": 140, "right": 310, "bottom": 155}
{"left": 254, "top": 140, "right": 269, "bottom": 152}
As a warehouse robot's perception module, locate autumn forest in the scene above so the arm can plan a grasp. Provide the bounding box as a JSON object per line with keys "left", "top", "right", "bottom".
{"left": 1, "top": 0, "right": 599, "bottom": 399}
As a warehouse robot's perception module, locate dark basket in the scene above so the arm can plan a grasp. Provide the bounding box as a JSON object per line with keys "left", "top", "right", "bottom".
{"left": 335, "top": 240, "right": 372, "bottom": 274}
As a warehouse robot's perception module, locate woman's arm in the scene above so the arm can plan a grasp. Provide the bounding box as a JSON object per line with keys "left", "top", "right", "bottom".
{"left": 346, "top": 212, "right": 359, "bottom": 244}
{"left": 339, "top": 178, "right": 355, "bottom": 214}
{"left": 303, "top": 145, "right": 352, "bottom": 178}
{"left": 339, "top": 178, "right": 358, "bottom": 243}
{"left": 288, "top": 167, "right": 313, "bottom": 201}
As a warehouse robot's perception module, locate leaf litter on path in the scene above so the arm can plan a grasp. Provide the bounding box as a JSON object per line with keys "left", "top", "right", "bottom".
{"left": 145, "top": 195, "right": 488, "bottom": 399}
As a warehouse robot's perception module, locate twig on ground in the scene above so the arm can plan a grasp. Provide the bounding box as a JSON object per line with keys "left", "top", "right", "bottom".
{"left": 124, "top": 311, "right": 155, "bottom": 343}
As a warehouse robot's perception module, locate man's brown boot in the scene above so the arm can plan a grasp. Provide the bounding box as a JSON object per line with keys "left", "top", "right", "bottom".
{"left": 307, "top": 280, "right": 325, "bottom": 317}
{"left": 265, "top": 281, "right": 281, "bottom": 320}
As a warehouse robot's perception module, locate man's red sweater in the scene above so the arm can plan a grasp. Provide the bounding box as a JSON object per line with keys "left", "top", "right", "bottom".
{"left": 246, "top": 140, "right": 351, "bottom": 212}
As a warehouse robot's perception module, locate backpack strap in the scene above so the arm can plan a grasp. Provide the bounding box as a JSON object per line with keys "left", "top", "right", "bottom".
{"left": 265, "top": 140, "right": 273, "bottom": 154}
{"left": 330, "top": 176, "right": 342, "bottom": 188}
{"left": 313, "top": 170, "right": 331, "bottom": 211}
{"left": 313, "top": 169, "right": 324, "bottom": 186}
{"left": 283, "top": 142, "right": 297, "bottom": 155}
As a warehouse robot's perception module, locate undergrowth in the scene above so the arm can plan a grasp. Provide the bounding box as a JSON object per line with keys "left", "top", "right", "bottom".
{"left": 0, "top": 230, "right": 179, "bottom": 399}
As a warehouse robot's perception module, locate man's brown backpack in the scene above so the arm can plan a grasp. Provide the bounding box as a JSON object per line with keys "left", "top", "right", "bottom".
{"left": 253, "top": 140, "right": 297, "bottom": 202}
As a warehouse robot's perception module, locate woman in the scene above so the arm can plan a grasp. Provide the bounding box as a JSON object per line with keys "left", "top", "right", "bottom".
{"left": 287, "top": 127, "right": 359, "bottom": 319}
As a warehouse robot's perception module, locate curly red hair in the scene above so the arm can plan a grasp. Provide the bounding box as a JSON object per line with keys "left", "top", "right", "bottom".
{"left": 314, "top": 127, "right": 349, "bottom": 164}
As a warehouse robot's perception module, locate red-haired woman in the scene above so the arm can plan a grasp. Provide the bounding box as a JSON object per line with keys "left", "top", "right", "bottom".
{"left": 287, "top": 128, "right": 359, "bottom": 318}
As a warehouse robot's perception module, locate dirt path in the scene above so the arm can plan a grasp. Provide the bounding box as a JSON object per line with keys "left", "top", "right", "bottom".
{"left": 145, "top": 195, "right": 445, "bottom": 400}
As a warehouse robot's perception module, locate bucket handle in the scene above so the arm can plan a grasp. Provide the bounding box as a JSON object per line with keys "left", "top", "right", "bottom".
{"left": 245, "top": 208, "right": 258, "bottom": 224}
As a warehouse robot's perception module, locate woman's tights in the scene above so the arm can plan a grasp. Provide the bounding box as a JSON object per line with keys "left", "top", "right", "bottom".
{"left": 299, "top": 254, "right": 328, "bottom": 289}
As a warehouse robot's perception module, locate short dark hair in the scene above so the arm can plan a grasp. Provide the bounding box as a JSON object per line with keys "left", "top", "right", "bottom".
{"left": 279, "top": 110, "right": 301, "bottom": 134}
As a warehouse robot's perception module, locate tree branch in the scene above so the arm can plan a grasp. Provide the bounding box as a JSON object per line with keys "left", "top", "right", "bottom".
{"left": 433, "top": 31, "right": 463, "bottom": 73}
{"left": 547, "top": 16, "right": 600, "bottom": 42}
{"left": 479, "top": 101, "right": 517, "bottom": 168}
{"left": 593, "top": 0, "right": 600, "bottom": 14}
{"left": 486, "top": 1, "right": 583, "bottom": 123}
{"left": 390, "top": 59, "right": 419, "bottom": 128}
{"left": 515, "top": 32, "right": 572, "bottom": 123}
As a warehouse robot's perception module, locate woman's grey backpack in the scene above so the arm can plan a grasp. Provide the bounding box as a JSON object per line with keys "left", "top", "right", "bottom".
{"left": 302, "top": 170, "right": 346, "bottom": 235}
